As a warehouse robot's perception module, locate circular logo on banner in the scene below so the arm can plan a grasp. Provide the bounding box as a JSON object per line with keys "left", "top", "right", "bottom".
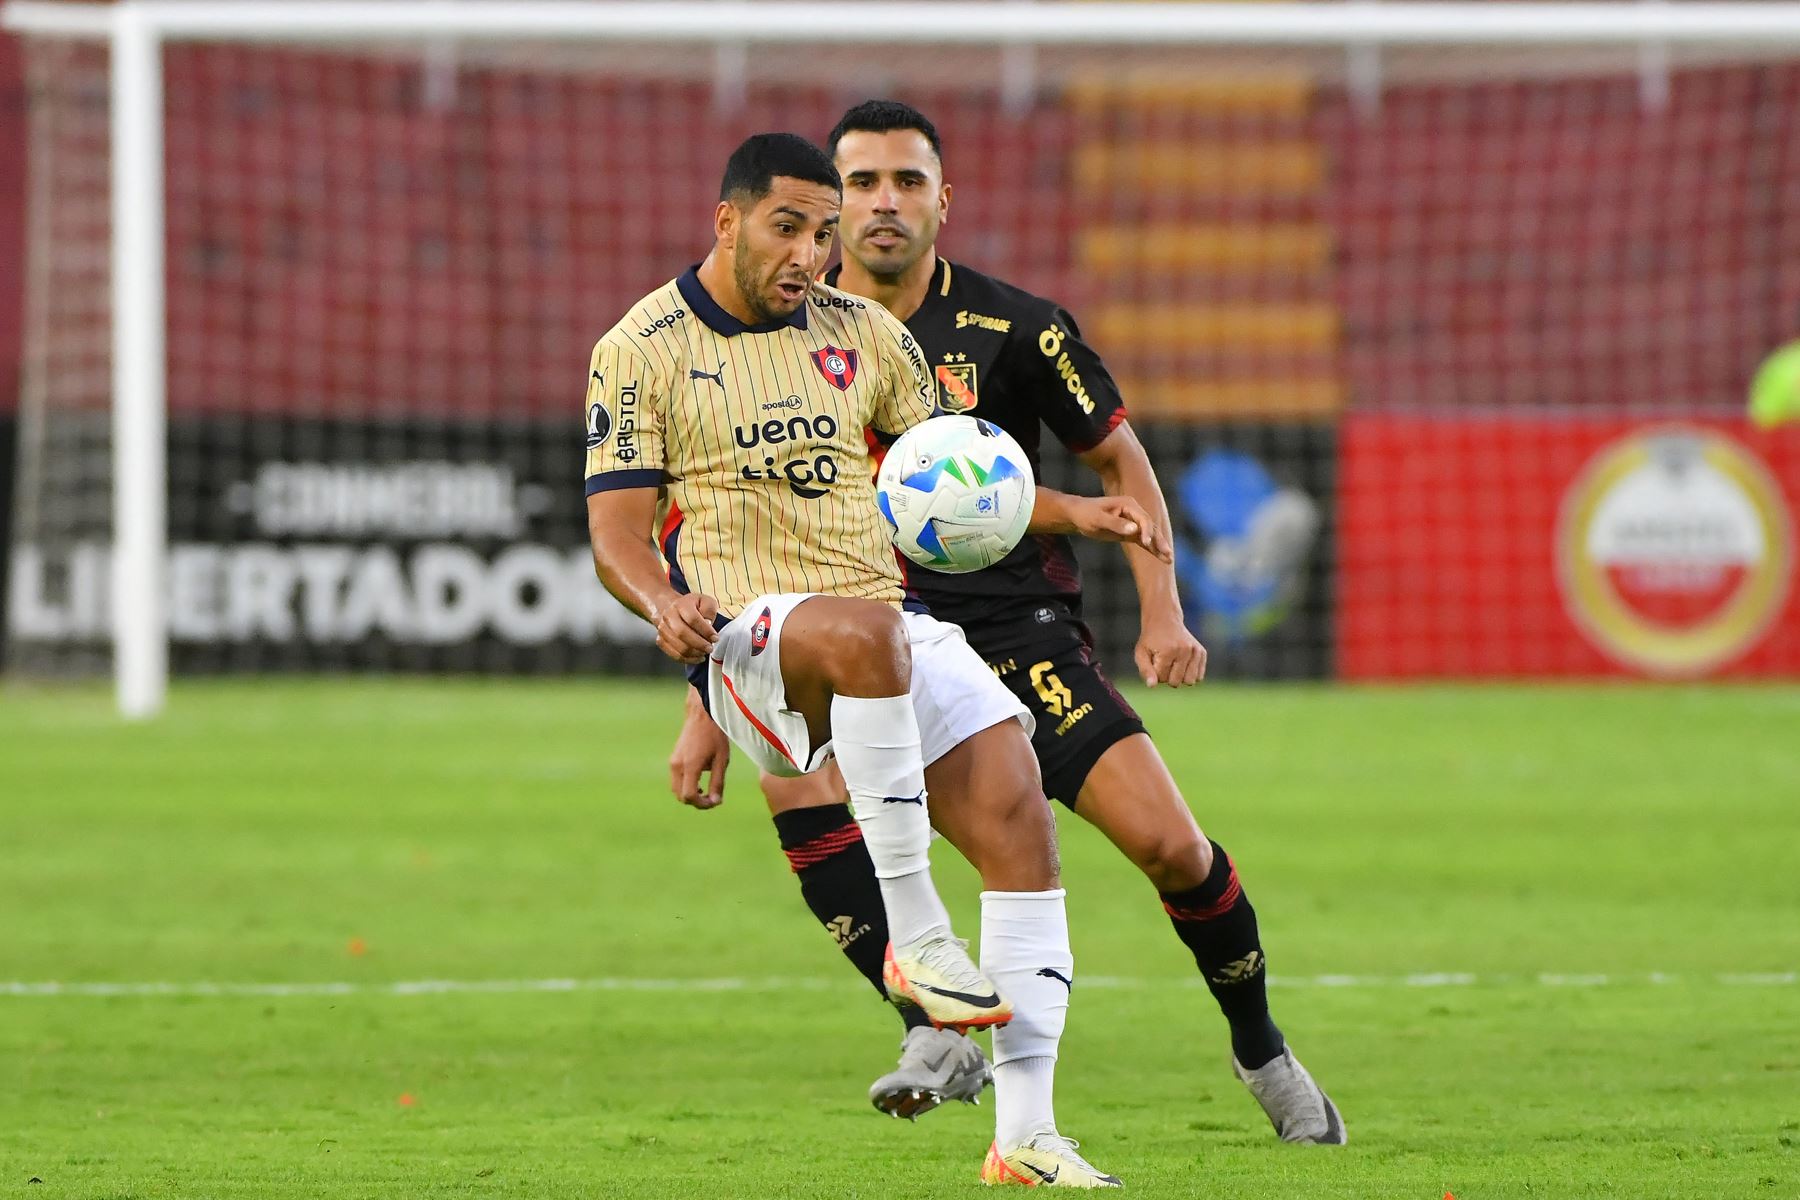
{"left": 1558, "top": 428, "right": 1792, "bottom": 676}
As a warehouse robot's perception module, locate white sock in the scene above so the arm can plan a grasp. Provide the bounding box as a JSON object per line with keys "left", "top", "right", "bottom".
{"left": 981, "top": 888, "right": 1072, "bottom": 1146}
{"left": 834, "top": 693, "right": 951, "bottom": 947}
{"left": 993, "top": 1056, "right": 1057, "bottom": 1148}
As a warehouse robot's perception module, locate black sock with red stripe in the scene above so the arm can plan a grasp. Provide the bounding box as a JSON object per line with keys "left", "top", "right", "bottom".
{"left": 773, "top": 804, "right": 928, "bottom": 1032}
{"left": 1161, "top": 839, "right": 1285, "bottom": 1068}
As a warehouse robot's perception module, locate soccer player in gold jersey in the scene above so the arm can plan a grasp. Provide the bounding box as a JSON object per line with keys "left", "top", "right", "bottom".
{"left": 670, "top": 105, "right": 1346, "bottom": 1175}
{"left": 585, "top": 133, "right": 1123, "bottom": 1187}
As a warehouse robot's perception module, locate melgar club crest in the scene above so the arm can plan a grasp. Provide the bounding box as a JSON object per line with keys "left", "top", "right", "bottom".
{"left": 810, "top": 345, "right": 859, "bottom": 391}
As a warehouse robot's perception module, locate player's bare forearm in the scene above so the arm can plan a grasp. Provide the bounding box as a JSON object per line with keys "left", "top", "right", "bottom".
{"left": 1082, "top": 425, "right": 1181, "bottom": 620}
{"left": 1027, "top": 487, "right": 1079, "bottom": 535}
{"left": 586, "top": 489, "right": 678, "bottom": 623}
{"left": 1083, "top": 422, "right": 1206, "bottom": 686}
{"left": 1028, "top": 486, "right": 1170, "bottom": 562}
{"left": 586, "top": 489, "right": 720, "bottom": 663}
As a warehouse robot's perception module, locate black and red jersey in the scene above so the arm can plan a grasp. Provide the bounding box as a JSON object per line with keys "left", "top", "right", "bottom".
{"left": 824, "top": 257, "right": 1128, "bottom": 628}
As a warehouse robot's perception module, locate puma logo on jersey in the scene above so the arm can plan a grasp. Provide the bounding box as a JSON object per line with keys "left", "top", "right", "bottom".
{"left": 689, "top": 361, "right": 725, "bottom": 390}
{"left": 882, "top": 791, "right": 924, "bottom": 806}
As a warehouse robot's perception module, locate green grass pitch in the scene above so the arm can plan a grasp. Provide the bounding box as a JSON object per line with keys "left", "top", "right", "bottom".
{"left": 3, "top": 680, "right": 1798, "bottom": 1198}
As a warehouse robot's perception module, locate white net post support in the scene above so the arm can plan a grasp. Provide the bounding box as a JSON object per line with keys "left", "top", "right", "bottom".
{"left": 110, "top": 6, "right": 167, "bottom": 720}
{"left": 6, "top": 1, "right": 1800, "bottom": 718}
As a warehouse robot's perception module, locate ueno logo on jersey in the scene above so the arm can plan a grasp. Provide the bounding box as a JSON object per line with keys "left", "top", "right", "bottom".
{"left": 1557, "top": 427, "right": 1793, "bottom": 677}
{"left": 735, "top": 411, "right": 843, "bottom": 499}
{"left": 810, "top": 345, "right": 858, "bottom": 391}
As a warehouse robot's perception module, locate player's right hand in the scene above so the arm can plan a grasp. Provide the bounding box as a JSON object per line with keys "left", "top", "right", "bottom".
{"left": 669, "top": 700, "right": 730, "bottom": 809}
{"left": 1071, "top": 496, "right": 1173, "bottom": 562}
{"left": 656, "top": 592, "right": 721, "bottom": 664}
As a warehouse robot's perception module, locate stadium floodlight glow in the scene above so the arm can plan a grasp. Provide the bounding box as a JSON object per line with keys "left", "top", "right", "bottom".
{"left": 6, "top": 1, "right": 1800, "bottom": 719}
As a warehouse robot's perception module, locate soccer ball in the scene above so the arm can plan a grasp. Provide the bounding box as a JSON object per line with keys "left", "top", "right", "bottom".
{"left": 876, "top": 415, "right": 1035, "bottom": 574}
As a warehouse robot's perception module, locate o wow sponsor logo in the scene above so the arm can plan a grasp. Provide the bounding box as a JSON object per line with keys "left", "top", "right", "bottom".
{"left": 1037, "top": 322, "right": 1094, "bottom": 414}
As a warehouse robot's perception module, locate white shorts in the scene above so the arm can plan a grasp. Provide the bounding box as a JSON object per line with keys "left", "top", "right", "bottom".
{"left": 704, "top": 592, "right": 1033, "bottom": 778}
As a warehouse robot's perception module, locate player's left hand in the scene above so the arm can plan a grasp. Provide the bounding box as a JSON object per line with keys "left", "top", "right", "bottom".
{"left": 1069, "top": 496, "right": 1172, "bottom": 562}
{"left": 669, "top": 703, "right": 731, "bottom": 809}
{"left": 1136, "top": 613, "right": 1206, "bottom": 688}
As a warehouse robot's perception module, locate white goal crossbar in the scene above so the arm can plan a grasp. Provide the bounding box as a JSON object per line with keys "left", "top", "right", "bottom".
{"left": 15, "top": 3, "right": 1800, "bottom": 44}
{"left": 8, "top": 0, "right": 1800, "bottom": 718}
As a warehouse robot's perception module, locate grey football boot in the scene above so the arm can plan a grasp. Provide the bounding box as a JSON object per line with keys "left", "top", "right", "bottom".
{"left": 869, "top": 1025, "right": 993, "bottom": 1120}
{"left": 1232, "top": 1047, "right": 1347, "bottom": 1144}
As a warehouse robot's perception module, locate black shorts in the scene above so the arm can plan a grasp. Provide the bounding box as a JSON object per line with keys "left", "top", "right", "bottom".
{"left": 956, "top": 602, "right": 1147, "bottom": 809}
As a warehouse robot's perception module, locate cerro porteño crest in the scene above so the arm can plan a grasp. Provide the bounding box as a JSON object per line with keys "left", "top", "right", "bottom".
{"left": 810, "top": 345, "right": 858, "bottom": 391}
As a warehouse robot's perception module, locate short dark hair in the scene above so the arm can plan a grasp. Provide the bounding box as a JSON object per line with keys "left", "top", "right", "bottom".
{"left": 719, "top": 133, "right": 840, "bottom": 204}
{"left": 826, "top": 100, "right": 943, "bottom": 162}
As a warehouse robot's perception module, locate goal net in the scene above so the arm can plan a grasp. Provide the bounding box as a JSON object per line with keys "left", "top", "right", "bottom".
{"left": 6, "top": 4, "right": 1800, "bottom": 713}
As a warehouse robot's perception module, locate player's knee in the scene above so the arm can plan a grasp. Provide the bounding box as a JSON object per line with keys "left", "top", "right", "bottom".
{"left": 987, "top": 783, "right": 1061, "bottom": 865}
{"left": 825, "top": 604, "right": 911, "bottom": 696}
{"left": 785, "top": 597, "right": 911, "bottom": 696}
{"left": 1136, "top": 829, "right": 1213, "bottom": 893}
{"left": 761, "top": 768, "right": 845, "bottom": 814}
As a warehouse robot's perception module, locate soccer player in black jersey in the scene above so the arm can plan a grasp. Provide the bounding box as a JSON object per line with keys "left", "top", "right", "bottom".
{"left": 669, "top": 102, "right": 1345, "bottom": 1154}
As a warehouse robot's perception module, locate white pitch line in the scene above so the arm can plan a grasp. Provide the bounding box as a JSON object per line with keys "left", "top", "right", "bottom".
{"left": 0, "top": 972, "right": 1794, "bottom": 999}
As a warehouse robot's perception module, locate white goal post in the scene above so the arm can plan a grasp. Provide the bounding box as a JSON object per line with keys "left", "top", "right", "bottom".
{"left": 7, "top": 0, "right": 1800, "bottom": 719}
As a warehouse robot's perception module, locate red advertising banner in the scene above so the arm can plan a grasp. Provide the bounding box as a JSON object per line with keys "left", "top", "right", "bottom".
{"left": 1338, "top": 414, "right": 1800, "bottom": 679}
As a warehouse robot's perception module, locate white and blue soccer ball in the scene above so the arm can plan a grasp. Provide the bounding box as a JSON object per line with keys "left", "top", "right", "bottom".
{"left": 876, "top": 415, "right": 1035, "bottom": 574}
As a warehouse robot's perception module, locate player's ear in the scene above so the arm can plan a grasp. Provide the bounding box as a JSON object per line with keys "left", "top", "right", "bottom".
{"left": 939, "top": 181, "right": 952, "bottom": 226}
{"left": 714, "top": 200, "right": 738, "bottom": 249}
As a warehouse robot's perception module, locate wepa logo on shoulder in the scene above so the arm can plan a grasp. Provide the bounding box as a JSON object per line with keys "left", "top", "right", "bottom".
{"left": 637, "top": 308, "right": 686, "bottom": 338}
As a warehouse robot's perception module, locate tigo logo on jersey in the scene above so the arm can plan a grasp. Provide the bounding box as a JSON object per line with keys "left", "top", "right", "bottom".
{"left": 1558, "top": 427, "right": 1793, "bottom": 677}
{"left": 810, "top": 345, "right": 859, "bottom": 391}
{"left": 750, "top": 606, "right": 773, "bottom": 656}
{"left": 734, "top": 411, "right": 842, "bottom": 499}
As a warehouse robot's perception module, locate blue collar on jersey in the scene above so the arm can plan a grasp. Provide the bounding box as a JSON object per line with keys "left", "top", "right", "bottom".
{"left": 677, "top": 265, "right": 810, "bottom": 337}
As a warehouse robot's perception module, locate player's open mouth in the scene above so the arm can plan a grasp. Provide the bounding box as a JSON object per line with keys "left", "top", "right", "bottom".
{"left": 866, "top": 228, "right": 906, "bottom": 249}
{"left": 775, "top": 281, "right": 806, "bottom": 303}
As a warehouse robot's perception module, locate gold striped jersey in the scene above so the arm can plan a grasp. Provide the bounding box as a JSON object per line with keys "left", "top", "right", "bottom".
{"left": 583, "top": 266, "right": 936, "bottom": 617}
